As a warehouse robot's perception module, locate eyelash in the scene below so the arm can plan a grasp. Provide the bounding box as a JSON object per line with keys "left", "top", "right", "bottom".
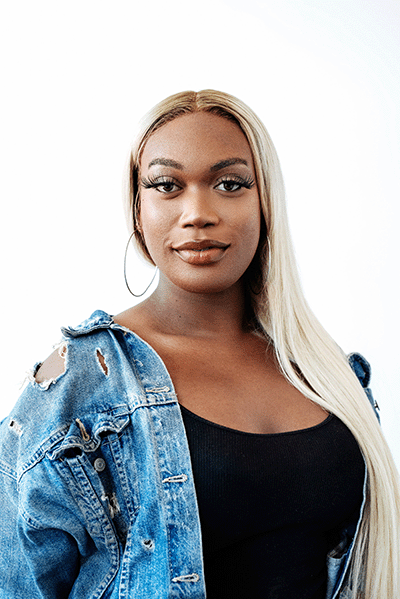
{"left": 140, "top": 174, "right": 255, "bottom": 193}
{"left": 140, "top": 175, "right": 179, "bottom": 192}
{"left": 215, "top": 174, "right": 255, "bottom": 191}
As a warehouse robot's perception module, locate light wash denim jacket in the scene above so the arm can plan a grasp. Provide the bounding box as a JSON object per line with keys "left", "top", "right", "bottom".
{"left": 0, "top": 311, "right": 379, "bottom": 599}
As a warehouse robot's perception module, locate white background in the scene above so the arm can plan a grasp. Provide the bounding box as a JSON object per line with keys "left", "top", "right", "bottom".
{"left": 1, "top": 0, "right": 399, "bottom": 469}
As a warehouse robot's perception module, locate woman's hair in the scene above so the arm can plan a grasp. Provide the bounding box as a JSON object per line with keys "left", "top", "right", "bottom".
{"left": 125, "top": 90, "right": 400, "bottom": 598}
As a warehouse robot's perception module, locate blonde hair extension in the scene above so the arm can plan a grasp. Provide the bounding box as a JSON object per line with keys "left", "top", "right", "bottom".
{"left": 124, "top": 89, "right": 400, "bottom": 598}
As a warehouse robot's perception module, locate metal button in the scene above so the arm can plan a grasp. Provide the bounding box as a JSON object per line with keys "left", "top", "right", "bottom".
{"left": 94, "top": 458, "right": 106, "bottom": 472}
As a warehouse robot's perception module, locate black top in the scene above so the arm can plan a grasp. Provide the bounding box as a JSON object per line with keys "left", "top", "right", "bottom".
{"left": 180, "top": 406, "right": 365, "bottom": 599}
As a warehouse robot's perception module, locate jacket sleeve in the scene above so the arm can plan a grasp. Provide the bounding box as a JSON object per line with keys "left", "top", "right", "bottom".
{"left": 0, "top": 342, "right": 123, "bottom": 599}
{"left": 0, "top": 433, "right": 81, "bottom": 598}
{"left": 348, "top": 352, "right": 380, "bottom": 422}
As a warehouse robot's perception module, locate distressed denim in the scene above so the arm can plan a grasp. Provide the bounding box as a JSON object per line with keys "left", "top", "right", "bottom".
{"left": 0, "top": 311, "right": 378, "bottom": 599}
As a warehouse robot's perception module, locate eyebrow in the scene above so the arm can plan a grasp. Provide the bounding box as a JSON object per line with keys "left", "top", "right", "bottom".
{"left": 148, "top": 158, "right": 184, "bottom": 169}
{"left": 147, "top": 157, "right": 249, "bottom": 172}
{"left": 209, "top": 158, "right": 248, "bottom": 172}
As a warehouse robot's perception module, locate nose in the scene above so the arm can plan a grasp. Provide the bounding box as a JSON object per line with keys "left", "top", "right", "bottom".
{"left": 179, "top": 188, "right": 220, "bottom": 228}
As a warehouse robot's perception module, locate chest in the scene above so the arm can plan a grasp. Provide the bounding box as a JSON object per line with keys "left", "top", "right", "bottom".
{"left": 149, "top": 336, "right": 328, "bottom": 434}
{"left": 180, "top": 405, "right": 365, "bottom": 599}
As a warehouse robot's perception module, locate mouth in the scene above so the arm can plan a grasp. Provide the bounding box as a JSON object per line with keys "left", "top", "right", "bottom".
{"left": 173, "top": 240, "right": 230, "bottom": 265}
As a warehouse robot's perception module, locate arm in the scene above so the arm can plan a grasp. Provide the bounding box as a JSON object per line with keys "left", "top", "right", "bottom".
{"left": 0, "top": 347, "right": 119, "bottom": 599}
{"left": 0, "top": 440, "right": 81, "bottom": 598}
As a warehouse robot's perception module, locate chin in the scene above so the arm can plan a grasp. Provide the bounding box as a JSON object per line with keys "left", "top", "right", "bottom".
{"left": 166, "top": 269, "right": 243, "bottom": 295}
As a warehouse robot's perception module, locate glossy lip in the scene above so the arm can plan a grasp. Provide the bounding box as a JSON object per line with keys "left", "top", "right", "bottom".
{"left": 173, "top": 239, "right": 230, "bottom": 251}
{"left": 172, "top": 240, "right": 230, "bottom": 265}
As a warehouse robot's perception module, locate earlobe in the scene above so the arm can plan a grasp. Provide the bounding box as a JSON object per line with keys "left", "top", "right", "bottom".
{"left": 135, "top": 220, "right": 143, "bottom": 235}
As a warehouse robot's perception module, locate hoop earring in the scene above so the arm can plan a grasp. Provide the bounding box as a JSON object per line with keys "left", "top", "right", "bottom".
{"left": 124, "top": 232, "right": 158, "bottom": 297}
{"left": 249, "top": 236, "right": 271, "bottom": 296}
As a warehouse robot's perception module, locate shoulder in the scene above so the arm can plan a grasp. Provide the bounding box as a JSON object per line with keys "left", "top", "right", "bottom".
{"left": 347, "top": 352, "right": 371, "bottom": 388}
{"left": 347, "top": 352, "right": 380, "bottom": 420}
{"left": 0, "top": 311, "right": 145, "bottom": 476}
{"left": 30, "top": 310, "right": 119, "bottom": 390}
{"left": 33, "top": 310, "right": 117, "bottom": 386}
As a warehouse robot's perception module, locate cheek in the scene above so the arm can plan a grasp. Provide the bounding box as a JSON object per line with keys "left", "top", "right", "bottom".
{"left": 238, "top": 202, "right": 261, "bottom": 254}
{"left": 139, "top": 198, "right": 174, "bottom": 255}
{"left": 140, "top": 196, "right": 159, "bottom": 228}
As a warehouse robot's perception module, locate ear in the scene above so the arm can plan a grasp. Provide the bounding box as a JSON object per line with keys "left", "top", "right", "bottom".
{"left": 133, "top": 190, "right": 143, "bottom": 234}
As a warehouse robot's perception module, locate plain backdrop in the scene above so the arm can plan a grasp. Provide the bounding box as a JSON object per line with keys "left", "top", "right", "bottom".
{"left": 1, "top": 0, "right": 399, "bottom": 469}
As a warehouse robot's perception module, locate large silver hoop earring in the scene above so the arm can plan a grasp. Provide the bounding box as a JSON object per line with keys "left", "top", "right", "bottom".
{"left": 124, "top": 232, "right": 158, "bottom": 298}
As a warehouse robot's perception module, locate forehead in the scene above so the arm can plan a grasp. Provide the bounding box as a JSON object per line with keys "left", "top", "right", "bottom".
{"left": 140, "top": 112, "right": 254, "bottom": 170}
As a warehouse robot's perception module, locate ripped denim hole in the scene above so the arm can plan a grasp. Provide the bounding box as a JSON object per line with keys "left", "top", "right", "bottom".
{"left": 142, "top": 539, "right": 155, "bottom": 550}
{"left": 75, "top": 418, "right": 90, "bottom": 442}
{"left": 9, "top": 418, "right": 22, "bottom": 436}
{"left": 172, "top": 573, "right": 200, "bottom": 583}
{"left": 33, "top": 344, "right": 68, "bottom": 389}
{"left": 57, "top": 343, "right": 68, "bottom": 359}
{"left": 101, "top": 492, "right": 120, "bottom": 519}
{"left": 145, "top": 386, "right": 170, "bottom": 393}
{"left": 162, "top": 474, "right": 188, "bottom": 484}
{"left": 96, "top": 350, "right": 109, "bottom": 376}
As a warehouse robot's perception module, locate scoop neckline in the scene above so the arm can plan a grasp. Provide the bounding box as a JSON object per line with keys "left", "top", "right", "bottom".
{"left": 179, "top": 403, "right": 334, "bottom": 437}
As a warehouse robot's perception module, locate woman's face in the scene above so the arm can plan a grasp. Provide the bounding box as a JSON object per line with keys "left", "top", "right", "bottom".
{"left": 138, "top": 111, "right": 261, "bottom": 294}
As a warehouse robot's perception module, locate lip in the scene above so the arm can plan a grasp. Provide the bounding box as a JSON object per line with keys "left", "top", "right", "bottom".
{"left": 173, "top": 240, "right": 230, "bottom": 251}
{"left": 173, "top": 239, "right": 230, "bottom": 265}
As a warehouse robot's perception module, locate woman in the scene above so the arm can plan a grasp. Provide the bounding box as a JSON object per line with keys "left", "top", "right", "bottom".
{"left": 0, "top": 90, "right": 399, "bottom": 599}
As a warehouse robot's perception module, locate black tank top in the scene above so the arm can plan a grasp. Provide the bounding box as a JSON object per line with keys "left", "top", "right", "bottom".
{"left": 180, "top": 406, "right": 365, "bottom": 599}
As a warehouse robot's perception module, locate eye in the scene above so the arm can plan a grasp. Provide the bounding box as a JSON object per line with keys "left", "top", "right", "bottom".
{"left": 215, "top": 180, "right": 242, "bottom": 192}
{"left": 214, "top": 175, "right": 255, "bottom": 193}
{"left": 155, "top": 181, "right": 180, "bottom": 194}
{"left": 140, "top": 176, "right": 181, "bottom": 194}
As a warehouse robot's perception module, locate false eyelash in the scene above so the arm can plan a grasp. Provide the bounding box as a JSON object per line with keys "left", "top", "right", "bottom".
{"left": 140, "top": 175, "right": 177, "bottom": 189}
{"left": 140, "top": 173, "right": 256, "bottom": 190}
{"left": 216, "top": 174, "right": 255, "bottom": 189}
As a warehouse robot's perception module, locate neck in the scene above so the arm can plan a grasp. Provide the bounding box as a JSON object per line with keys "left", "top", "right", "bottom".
{"left": 141, "top": 274, "right": 251, "bottom": 339}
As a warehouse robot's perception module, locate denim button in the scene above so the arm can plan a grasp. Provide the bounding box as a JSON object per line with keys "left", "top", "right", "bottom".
{"left": 94, "top": 458, "right": 106, "bottom": 472}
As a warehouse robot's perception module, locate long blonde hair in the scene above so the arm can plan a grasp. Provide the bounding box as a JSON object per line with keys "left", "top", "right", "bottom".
{"left": 124, "top": 90, "right": 400, "bottom": 598}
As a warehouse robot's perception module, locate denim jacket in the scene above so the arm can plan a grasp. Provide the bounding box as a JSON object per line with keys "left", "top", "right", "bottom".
{"left": 0, "top": 311, "right": 379, "bottom": 599}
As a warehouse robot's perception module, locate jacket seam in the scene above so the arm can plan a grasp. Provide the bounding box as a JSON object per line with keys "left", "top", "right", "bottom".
{"left": 0, "top": 461, "right": 18, "bottom": 481}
